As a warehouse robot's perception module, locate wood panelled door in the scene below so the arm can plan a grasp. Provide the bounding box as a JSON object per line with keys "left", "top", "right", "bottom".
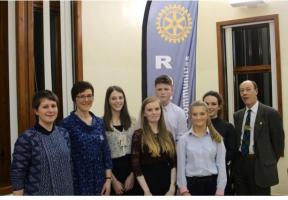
{"left": 0, "top": 1, "right": 83, "bottom": 195}
{"left": 0, "top": 1, "right": 12, "bottom": 195}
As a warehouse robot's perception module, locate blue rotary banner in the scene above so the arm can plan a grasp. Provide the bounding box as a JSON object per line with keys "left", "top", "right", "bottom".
{"left": 142, "top": 0, "right": 198, "bottom": 116}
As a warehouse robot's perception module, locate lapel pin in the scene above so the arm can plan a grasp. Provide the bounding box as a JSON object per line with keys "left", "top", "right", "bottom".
{"left": 260, "top": 122, "right": 263, "bottom": 125}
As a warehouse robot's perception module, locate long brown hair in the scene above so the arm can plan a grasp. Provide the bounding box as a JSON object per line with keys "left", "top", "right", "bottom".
{"left": 140, "top": 96, "right": 175, "bottom": 157}
{"left": 202, "top": 90, "right": 224, "bottom": 118}
{"left": 189, "top": 100, "right": 222, "bottom": 143}
{"left": 103, "top": 86, "right": 131, "bottom": 131}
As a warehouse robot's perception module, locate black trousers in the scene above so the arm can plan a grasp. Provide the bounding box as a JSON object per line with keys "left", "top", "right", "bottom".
{"left": 233, "top": 152, "right": 271, "bottom": 195}
{"left": 225, "top": 163, "right": 234, "bottom": 195}
{"left": 186, "top": 175, "right": 217, "bottom": 195}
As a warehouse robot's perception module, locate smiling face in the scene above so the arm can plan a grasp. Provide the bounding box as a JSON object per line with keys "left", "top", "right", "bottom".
{"left": 75, "top": 89, "right": 94, "bottom": 113}
{"left": 203, "top": 95, "right": 220, "bottom": 119}
{"left": 190, "top": 105, "right": 209, "bottom": 128}
{"left": 155, "top": 83, "right": 173, "bottom": 106}
{"left": 109, "top": 90, "right": 124, "bottom": 113}
{"left": 35, "top": 98, "right": 58, "bottom": 127}
{"left": 239, "top": 81, "right": 258, "bottom": 108}
{"left": 144, "top": 100, "right": 162, "bottom": 124}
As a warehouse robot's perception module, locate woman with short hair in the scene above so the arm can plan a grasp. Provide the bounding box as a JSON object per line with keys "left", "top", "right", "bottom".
{"left": 61, "top": 81, "right": 112, "bottom": 195}
{"left": 11, "top": 90, "right": 73, "bottom": 195}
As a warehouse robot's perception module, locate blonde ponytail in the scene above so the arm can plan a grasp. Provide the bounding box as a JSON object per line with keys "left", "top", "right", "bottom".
{"left": 207, "top": 118, "right": 222, "bottom": 143}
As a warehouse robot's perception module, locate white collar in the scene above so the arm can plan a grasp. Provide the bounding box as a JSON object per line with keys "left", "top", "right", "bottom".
{"left": 246, "top": 101, "right": 259, "bottom": 114}
{"left": 189, "top": 127, "right": 209, "bottom": 137}
{"left": 163, "top": 102, "right": 172, "bottom": 110}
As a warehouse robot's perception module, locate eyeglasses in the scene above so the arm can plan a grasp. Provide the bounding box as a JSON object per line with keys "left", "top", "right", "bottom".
{"left": 76, "top": 94, "right": 94, "bottom": 101}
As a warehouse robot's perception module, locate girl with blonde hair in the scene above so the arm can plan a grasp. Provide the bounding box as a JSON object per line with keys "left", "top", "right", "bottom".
{"left": 177, "top": 100, "right": 226, "bottom": 196}
{"left": 131, "top": 96, "right": 176, "bottom": 195}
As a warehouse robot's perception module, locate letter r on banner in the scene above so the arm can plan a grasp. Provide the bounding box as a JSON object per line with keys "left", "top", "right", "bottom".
{"left": 155, "top": 55, "right": 172, "bottom": 69}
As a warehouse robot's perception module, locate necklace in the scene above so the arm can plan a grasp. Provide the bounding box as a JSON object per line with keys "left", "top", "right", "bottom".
{"left": 111, "top": 119, "right": 121, "bottom": 126}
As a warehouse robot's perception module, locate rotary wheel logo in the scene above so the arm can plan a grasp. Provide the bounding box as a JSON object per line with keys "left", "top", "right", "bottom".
{"left": 156, "top": 4, "right": 193, "bottom": 44}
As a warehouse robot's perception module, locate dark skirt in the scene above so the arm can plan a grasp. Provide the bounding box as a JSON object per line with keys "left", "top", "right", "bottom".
{"left": 136, "top": 162, "right": 171, "bottom": 195}
{"left": 111, "top": 154, "right": 138, "bottom": 195}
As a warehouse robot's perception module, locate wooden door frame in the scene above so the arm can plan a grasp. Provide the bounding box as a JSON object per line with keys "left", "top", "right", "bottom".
{"left": 16, "top": 1, "right": 36, "bottom": 134}
{"left": 0, "top": 1, "right": 12, "bottom": 195}
{"left": 0, "top": 1, "right": 83, "bottom": 195}
{"left": 73, "top": 1, "right": 83, "bottom": 82}
{"left": 216, "top": 14, "right": 282, "bottom": 117}
{"left": 16, "top": 1, "right": 83, "bottom": 133}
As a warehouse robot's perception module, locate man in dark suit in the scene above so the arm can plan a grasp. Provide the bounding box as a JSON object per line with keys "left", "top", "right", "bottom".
{"left": 233, "top": 80, "right": 285, "bottom": 195}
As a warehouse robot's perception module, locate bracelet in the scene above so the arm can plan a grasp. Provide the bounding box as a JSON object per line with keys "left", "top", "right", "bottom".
{"left": 105, "top": 177, "right": 112, "bottom": 180}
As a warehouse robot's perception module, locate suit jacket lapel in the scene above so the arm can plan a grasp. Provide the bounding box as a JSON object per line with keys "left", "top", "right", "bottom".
{"left": 236, "top": 109, "right": 245, "bottom": 146}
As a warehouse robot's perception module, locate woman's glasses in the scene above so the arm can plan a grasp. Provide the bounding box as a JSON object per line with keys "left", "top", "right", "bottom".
{"left": 76, "top": 94, "right": 94, "bottom": 101}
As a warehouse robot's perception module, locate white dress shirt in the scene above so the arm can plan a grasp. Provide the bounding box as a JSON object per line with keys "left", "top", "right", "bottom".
{"left": 163, "top": 102, "right": 188, "bottom": 142}
{"left": 239, "top": 101, "right": 259, "bottom": 154}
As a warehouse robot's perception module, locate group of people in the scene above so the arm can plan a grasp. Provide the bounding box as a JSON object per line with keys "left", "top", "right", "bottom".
{"left": 10, "top": 75, "right": 285, "bottom": 196}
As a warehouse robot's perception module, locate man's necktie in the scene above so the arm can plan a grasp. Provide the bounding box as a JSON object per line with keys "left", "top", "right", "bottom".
{"left": 241, "top": 109, "right": 251, "bottom": 156}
